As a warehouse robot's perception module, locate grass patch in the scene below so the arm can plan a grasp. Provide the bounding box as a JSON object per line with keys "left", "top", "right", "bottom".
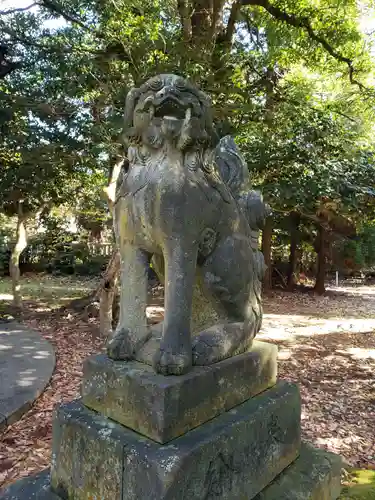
{"left": 0, "top": 274, "right": 97, "bottom": 312}
{"left": 340, "top": 469, "right": 375, "bottom": 499}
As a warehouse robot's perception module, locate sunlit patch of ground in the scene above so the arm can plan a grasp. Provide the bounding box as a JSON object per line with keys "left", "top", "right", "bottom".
{"left": 0, "top": 275, "right": 97, "bottom": 314}
{"left": 0, "top": 294, "right": 12, "bottom": 301}
{"left": 256, "top": 286, "right": 375, "bottom": 469}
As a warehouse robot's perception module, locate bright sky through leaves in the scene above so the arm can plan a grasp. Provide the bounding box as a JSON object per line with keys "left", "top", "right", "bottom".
{"left": 0, "top": 0, "right": 66, "bottom": 29}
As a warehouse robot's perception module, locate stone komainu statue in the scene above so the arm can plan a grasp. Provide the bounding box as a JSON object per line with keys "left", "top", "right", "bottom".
{"left": 107, "top": 74, "right": 269, "bottom": 375}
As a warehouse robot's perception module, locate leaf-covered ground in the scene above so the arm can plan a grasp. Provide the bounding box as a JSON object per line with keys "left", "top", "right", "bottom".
{"left": 260, "top": 285, "right": 375, "bottom": 471}
{"left": 0, "top": 275, "right": 374, "bottom": 490}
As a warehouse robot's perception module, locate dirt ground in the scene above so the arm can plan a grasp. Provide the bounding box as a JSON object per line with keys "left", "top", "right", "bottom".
{"left": 0, "top": 275, "right": 374, "bottom": 488}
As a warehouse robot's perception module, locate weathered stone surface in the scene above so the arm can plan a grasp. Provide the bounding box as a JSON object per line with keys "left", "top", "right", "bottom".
{"left": 50, "top": 403, "right": 124, "bottom": 499}
{"left": 82, "top": 340, "right": 277, "bottom": 443}
{"left": 0, "top": 469, "right": 60, "bottom": 500}
{"left": 255, "top": 443, "right": 342, "bottom": 500}
{"left": 107, "top": 74, "right": 268, "bottom": 376}
{"left": 52, "top": 381, "right": 300, "bottom": 500}
{"left": 2, "top": 443, "right": 341, "bottom": 500}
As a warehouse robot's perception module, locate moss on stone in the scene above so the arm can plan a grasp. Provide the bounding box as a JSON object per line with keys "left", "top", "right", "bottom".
{"left": 339, "top": 469, "right": 375, "bottom": 499}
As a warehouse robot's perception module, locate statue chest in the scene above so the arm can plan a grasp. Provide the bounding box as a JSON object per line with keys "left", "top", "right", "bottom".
{"left": 115, "top": 156, "right": 219, "bottom": 250}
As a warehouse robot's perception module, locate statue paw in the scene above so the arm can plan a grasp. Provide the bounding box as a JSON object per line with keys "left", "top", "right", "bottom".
{"left": 153, "top": 348, "right": 192, "bottom": 376}
{"left": 192, "top": 323, "right": 251, "bottom": 365}
{"left": 192, "top": 330, "right": 227, "bottom": 365}
{"left": 107, "top": 328, "right": 136, "bottom": 360}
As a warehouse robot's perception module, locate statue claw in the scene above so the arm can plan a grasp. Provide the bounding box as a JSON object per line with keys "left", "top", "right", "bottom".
{"left": 153, "top": 348, "right": 192, "bottom": 376}
{"left": 107, "top": 327, "right": 153, "bottom": 361}
{"left": 107, "top": 329, "right": 136, "bottom": 360}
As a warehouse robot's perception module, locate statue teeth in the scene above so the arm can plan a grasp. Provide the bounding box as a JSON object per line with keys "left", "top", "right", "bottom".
{"left": 164, "top": 115, "right": 179, "bottom": 120}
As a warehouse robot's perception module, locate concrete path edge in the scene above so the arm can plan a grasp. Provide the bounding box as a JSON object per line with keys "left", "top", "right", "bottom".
{"left": 0, "top": 321, "right": 55, "bottom": 432}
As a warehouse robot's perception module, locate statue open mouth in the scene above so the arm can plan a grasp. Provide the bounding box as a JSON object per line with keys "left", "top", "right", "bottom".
{"left": 153, "top": 96, "right": 187, "bottom": 120}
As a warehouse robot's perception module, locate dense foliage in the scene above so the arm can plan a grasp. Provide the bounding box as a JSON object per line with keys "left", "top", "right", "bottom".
{"left": 1, "top": 0, "right": 375, "bottom": 294}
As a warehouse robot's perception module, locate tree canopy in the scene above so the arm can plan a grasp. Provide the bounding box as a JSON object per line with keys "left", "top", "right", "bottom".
{"left": 1, "top": 0, "right": 375, "bottom": 296}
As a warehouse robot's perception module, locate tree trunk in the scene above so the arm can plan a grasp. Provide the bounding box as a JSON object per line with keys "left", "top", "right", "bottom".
{"left": 287, "top": 212, "right": 300, "bottom": 291}
{"left": 98, "top": 156, "right": 124, "bottom": 337}
{"left": 103, "top": 156, "right": 125, "bottom": 212}
{"left": 99, "top": 250, "right": 120, "bottom": 338}
{"left": 314, "top": 225, "right": 326, "bottom": 295}
{"left": 261, "top": 216, "right": 273, "bottom": 291}
{"left": 99, "top": 278, "right": 118, "bottom": 339}
{"left": 10, "top": 202, "right": 27, "bottom": 310}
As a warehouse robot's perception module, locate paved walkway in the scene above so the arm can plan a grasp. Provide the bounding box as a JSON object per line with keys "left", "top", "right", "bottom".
{"left": 0, "top": 322, "right": 55, "bottom": 432}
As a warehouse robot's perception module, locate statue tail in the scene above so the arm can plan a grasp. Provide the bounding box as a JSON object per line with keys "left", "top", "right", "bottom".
{"left": 214, "top": 135, "right": 250, "bottom": 198}
{"left": 214, "top": 135, "right": 270, "bottom": 232}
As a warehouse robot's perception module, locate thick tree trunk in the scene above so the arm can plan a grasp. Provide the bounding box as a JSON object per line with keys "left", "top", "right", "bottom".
{"left": 287, "top": 212, "right": 300, "bottom": 291}
{"left": 261, "top": 216, "right": 273, "bottom": 291}
{"left": 191, "top": 0, "right": 214, "bottom": 40}
{"left": 314, "top": 225, "right": 326, "bottom": 295}
{"left": 10, "top": 203, "right": 27, "bottom": 310}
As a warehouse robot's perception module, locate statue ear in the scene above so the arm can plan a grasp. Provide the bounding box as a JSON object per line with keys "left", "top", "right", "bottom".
{"left": 123, "top": 87, "right": 141, "bottom": 132}
{"left": 198, "top": 91, "right": 216, "bottom": 146}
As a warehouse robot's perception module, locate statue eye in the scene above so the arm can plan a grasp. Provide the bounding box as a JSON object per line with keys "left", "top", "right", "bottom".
{"left": 175, "top": 79, "right": 186, "bottom": 91}
{"left": 149, "top": 78, "right": 163, "bottom": 91}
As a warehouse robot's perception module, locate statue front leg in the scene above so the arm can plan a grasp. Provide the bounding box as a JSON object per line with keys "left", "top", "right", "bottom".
{"left": 107, "top": 242, "right": 150, "bottom": 360}
{"left": 153, "top": 240, "right": 197, "bottom": 375}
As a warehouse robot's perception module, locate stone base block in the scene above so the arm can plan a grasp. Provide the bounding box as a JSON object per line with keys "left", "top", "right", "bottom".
{"left": 0, "top": 443, "right": 342, "bottom": 500}
{"left": 0, "top": 470, "right": 59, "bottom": 500}
{"left": 82, "top": 340, "right": 277, "bottom": 443}
{"left": 50, "top": 381, "right": 300, "bottom": 500}
{"left": 254, "top": 443, "right": 342, "bottom": 500}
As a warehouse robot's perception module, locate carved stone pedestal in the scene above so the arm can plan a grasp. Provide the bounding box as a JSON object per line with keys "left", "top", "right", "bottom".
{"left": 81, "top": 340, "right": 278, "bottom": 443}
{"left": 0, "top": 341, "right": 342, "bottom": 500}
{"left": 0, "top": 443, "right": 342, "bottom": 500}
{"left": 51, "top": 381, "right": 300, "bottom": 499}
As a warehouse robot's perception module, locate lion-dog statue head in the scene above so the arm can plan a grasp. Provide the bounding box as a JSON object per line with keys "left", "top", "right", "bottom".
{"left": 123, "top": 74, "right": 217, "bottom": 152}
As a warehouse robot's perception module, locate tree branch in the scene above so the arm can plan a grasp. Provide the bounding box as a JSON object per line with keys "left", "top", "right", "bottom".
{"left": 224, "top": 0, "right": 241, "bottom": 42}
{"left": 1, "top": 91, "right": 80, "bottom": 118}
{"left": 1, "top": 26, "right": 67, "bottom": 52}
{"left": 0, "top": 4, "right": 37, "bottom": 15}
{"left": 0, "top": 63, "right": 18, "bottom": 79}
{"left": 0, "top": 45, "right": 18, "bottom": 79}
{"left": 191, "top": 0, "right": 214, "bottom": 39}
{"left": 243, "top": 12, "right": 265, "bottom": 52}
{"left": 241, "top": 0, "right": 368, "bottom": 91}
{"left": 40, "top": 0, "right": 92, "bottom": 31}
{"left": 1, "top": 26, "right": 104, "bottom": 57}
